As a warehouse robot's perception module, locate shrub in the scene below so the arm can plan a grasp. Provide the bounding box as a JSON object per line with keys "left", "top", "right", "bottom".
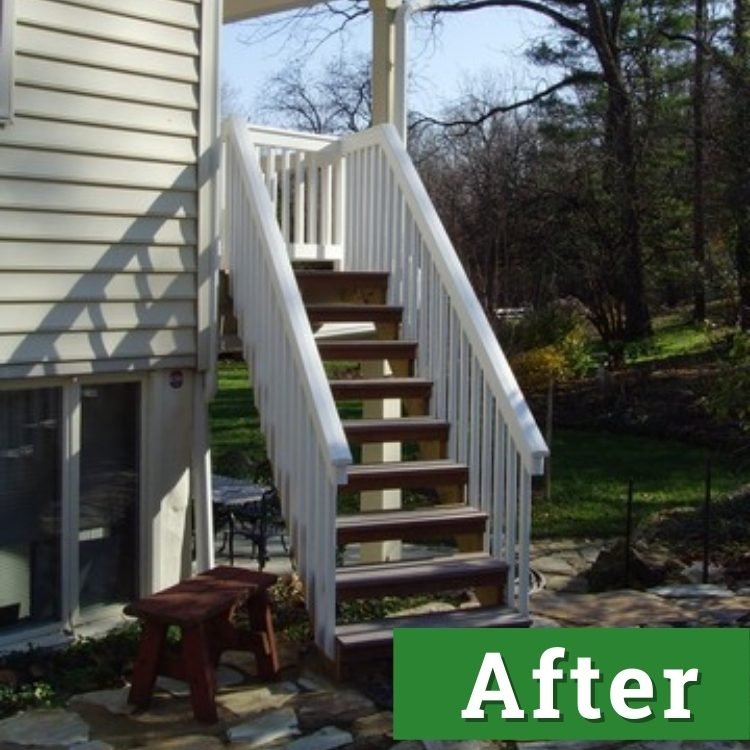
{"left": 510, "top": 345, "right": 567, "bottom": 391}
{"left": 0, "top": 624, "right": 141, "bottom": 719}
{"left": 0, "top": 682, "right": 54, "bottom": 718}
{"left": 501, "top": 300, "right": 593, "bottom": 390}
{"left": 708, "top": 332, "right": 750, "bottom": 432}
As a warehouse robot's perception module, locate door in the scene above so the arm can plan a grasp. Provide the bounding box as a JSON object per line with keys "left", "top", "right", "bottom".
{"left": 78, "top": 383, "right": 140, "bottom": 611}
{"left": 0, "top": 388, "right": 62, "bottom": 634}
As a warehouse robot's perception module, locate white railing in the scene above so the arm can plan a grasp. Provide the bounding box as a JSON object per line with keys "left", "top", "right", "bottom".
{"left": 225, "top": 117, "right": 548, "bottom": 636}
{"left": 247, "top": 125, "right": 344, "bottom": 264}
{"left": 340, "top": 125, "right": 549, "bottom": 615}
{"left": 223, "top": 118, "right": 352, "bottom": 659}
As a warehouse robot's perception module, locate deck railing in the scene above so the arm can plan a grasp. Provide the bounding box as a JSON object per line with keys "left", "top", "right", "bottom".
{"left": 223, "top": 118, "right": 352, "bottom": 658}
{"left": 246, "top": 125, "right": 344, "bottom": 264}
{"left": 340, "top": 125, "right": 548, "bottom": 614}
{"left": 223, "top": 118, "right": 548, "bottom": 653}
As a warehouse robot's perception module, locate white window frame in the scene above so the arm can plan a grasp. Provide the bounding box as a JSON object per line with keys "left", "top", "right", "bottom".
{"left": 0, "top": 375, "right": 145, "bottom": 650}
{"left": 0, "top": 0, "right": 15, "bottom": 123}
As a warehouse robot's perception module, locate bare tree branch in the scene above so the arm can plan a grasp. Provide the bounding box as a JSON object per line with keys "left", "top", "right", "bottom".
{"left": 411, "top": 70, "right": 601, "bottom": 133}
{"left": 236, "top": 1, "right": 369, "bottom": 59}
{"left": 424, "top": 0, "right": 589, "bottom": 37}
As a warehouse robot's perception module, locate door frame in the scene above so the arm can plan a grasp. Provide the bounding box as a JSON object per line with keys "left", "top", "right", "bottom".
{"left": 0, "top": 373, "right": 146, "bottom": 647}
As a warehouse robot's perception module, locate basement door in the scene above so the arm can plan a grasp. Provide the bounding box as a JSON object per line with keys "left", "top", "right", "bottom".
{"left": 0, "top": 380, "right": 140, "bottom": 644}
{"left": 77, "top": 382, "right": 139, "bottom": 614}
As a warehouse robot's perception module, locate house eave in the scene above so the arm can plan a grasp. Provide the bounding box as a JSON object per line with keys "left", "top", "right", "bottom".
{"left": 223, "top": 0, "right": 319, "bottom": 23}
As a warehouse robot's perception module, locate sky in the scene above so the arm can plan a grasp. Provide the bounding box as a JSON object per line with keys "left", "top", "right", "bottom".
{"left": 220, "top": 3, "right": 555, "bottom": 125}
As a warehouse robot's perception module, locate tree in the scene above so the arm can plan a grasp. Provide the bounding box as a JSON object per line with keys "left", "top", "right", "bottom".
{"left": 414, "top": 97, "right": 545, "bottom": 318}
{"left": 420, "top": 0, "right": 657, "bottom": 341}
{"left": 221, "top": 79, "right": 251, "bottom": 118}
{"left": 245, "top": 0, "right": 749, "bottom": 337}
{"left": 726, "top": 0, "right": 750, "bottom": 329}
{"left": 257, "top": 53, "right": 372, "bottom": 133}
{"left": 691, "top": 0, "right": 707, "bottom": 321}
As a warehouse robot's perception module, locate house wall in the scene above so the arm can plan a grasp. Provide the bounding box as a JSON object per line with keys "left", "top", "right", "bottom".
{"left": 0, "top": 0, "right": 220, "bottom": 643}
{"left": 0, "top": 0, "right": 203, "bottom": 378}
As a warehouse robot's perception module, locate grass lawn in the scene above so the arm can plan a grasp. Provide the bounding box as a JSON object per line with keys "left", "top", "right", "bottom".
{"left": 588, "top": 309, "right": 733, "bottom": 366}
{"left": 210, "top": 360, "right": 268, "bottom": 479}
{"left": 210, "top": 362, "right": 749, "bottom": 542}
{"left": 535, "top": 428, "right": 750, "bottom": 539}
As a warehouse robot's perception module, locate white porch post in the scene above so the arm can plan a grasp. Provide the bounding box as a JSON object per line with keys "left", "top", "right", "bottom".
{"left": 394, "top": 2, "right": 409, "bottom": 142}
{"left": 371, "top": 0, "right": 406, "bottom": 139}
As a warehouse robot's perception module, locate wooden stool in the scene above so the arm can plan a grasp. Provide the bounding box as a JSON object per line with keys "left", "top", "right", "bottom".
{"left": 124, "top": 566, "right": 279, "bottom": 722}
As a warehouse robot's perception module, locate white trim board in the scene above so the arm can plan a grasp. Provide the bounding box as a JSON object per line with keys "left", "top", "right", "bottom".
{"left": 0, "top": 0, "right": 15, "bottom": 122}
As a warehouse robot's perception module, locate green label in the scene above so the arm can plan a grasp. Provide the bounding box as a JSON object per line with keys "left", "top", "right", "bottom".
{"left": 394, "top": 628, "right": 750, "bottom": 740}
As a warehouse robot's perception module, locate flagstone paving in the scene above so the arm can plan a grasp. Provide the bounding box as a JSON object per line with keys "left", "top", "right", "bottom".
{"left": 2, "top": 665, "right": 747, "bottom": 750}
{"left": 2, "top": 534, "right": 748, "bottom": 750}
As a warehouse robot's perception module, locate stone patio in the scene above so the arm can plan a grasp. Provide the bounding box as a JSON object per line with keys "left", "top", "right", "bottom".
{"left": 2, "top": 502, "right": 748, "bottom": 750}
{"left": 2, "top": 669, "right": 749, "bottom": 750}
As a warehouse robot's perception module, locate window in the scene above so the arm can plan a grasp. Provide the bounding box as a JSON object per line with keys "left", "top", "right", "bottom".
{"left": 0, "top": 388, "right": 62, "bottom": 633}
{"left": 0, "top": 380, "right": 141, "bottom": 641}
{"left": 0, "top": 0, "right": 14, "bottom": 122}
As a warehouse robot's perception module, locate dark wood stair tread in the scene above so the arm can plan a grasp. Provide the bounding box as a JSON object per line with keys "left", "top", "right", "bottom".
{"left": 341, "top": 459, "right": 468, "bottom": 492}
{"left": 341, "top": 417, "right": 449, "bottom": 444}
{"left": 336, "top": 553, "right": 508, "bottom": 601}
{"left": 336, "top": 606, "right": 531, "bottom": 656}
{"left": 317, "top": 340, "right": 417, "bottom": 360}
{"left": 306, "top": 304, "right": 403, "bottom": 324}
{"left": 295, "top": 270, "right": 389, "bottom": 292}
{"left": 329, "top": 378, "right": 432, "bottom": 400}
{"left": 294, "top": 268, "right": 390, "bottom": 288}
{"left": 337, "top": 506, "right": 487, "bottom": 545}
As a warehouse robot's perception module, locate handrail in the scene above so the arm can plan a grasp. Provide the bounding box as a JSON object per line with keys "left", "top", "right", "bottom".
{"left": 223, "top": 116, "right": 548, "bottom": 637}
{"left": 341, "top": 125, "right": 548, "bottom": 475}
{"left": 225, "top": 118, "right": 352, "bottom": 482}
{"left": 246, "top": 125, "right": 344, "bottom": 263}
{"left": 339, "top": 124, "right": 548, "bottom": 616}
{"left": 223, "top": 117, "right": 352, "bottom": 658}
{"left": 246, "top": 124, "right": 340, "bottom": 152}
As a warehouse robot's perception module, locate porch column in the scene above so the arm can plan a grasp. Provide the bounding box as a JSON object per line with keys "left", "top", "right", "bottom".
{"left": 371, "top": 0, "right": 405, "bottom": 137}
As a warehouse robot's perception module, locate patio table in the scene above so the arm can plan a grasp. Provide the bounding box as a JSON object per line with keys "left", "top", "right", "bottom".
{"left": 124, "top": 565, "right": 279, "bottom": 722}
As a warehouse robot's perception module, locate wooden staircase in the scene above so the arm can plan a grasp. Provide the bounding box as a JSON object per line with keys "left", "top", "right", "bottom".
{"left": 295, "top": 268, "right": 531, "bottom": 671}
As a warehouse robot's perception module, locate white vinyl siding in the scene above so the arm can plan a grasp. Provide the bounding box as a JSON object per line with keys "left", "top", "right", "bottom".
{"left": 0, "top": 302, "right": 196, "bottom": 333}
{"left": 0, "top": 0, "right": 202, "bottom": 376}
{"left": 0, "top": 272, "right": 195, "bottom": 302}
{"left": 0, "top": 0, "right": 14, "bottom": 121}
{"left": 0, "top": 331, "right": 196, "bottom": 363}
{"left": 0, "top": 243, "right": 196, "bottom": 271}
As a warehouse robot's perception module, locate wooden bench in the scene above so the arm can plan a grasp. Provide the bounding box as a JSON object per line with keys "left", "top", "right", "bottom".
{"left": 124, "top": 566, "right": 279, "bottom": 723}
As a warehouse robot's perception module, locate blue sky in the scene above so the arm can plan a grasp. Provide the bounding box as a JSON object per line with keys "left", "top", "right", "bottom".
{"left": 220, "top": 4, "right": 554, "bottom": 124}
